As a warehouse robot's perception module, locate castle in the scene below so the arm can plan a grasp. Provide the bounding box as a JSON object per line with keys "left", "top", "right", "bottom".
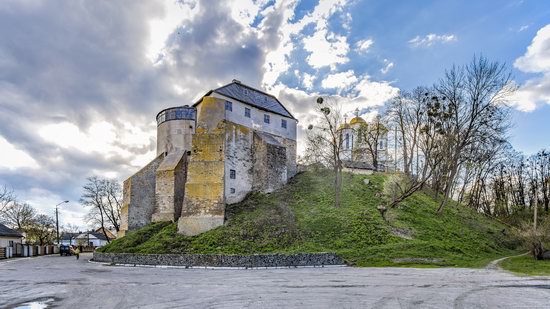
{"left": 119, "top": 80, "right": 297, "bottom": 237}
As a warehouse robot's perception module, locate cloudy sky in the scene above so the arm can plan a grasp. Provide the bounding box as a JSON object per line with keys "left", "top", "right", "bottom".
{"left": 1, "top": 0, "right": 549, "bottom": 228}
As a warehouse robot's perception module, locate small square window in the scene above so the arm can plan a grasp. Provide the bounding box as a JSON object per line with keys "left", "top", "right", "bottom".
{"left": 264, "top": 114, "right": 270, "bottom": 124}
{"left": 244, "top": 107, "right": 251, "bottom": 118}
{"left": 230, "top": 169, "right": 236, "bottom": 179}
{"left": 225, "top": 101, "right": 232, "bottom": 112}
{"left": 230, "top": 188, "right": 235, "bottom": 194}
{"left": 281, "top": 119, "right": 287, "bottom": 129}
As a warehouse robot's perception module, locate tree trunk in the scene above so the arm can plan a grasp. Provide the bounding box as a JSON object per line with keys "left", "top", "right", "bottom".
{"left": 437, "top": 162, "right": 460, "bottom": 213}
{"left": 334, "top": 165, "right": 342, "bottom": 208}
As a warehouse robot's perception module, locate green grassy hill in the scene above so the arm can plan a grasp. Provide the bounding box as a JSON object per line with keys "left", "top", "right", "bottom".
{"left": 100, "top": 170, "right": 519, "bottom": 267}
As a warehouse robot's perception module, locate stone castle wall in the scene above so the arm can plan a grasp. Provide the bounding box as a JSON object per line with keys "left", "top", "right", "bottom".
{"left": 224, "top": 122, "right": 254, "bottom": 204}
{"left": 152, "top": 151, "right": 187, "bottom": 222}
{"left": 119, "top": 153, "right": 165, "bottom": 237}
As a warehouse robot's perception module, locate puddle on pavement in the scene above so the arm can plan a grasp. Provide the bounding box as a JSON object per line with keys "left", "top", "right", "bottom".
{"left": 12, "top": 297, "right": 56, "bottom": 309}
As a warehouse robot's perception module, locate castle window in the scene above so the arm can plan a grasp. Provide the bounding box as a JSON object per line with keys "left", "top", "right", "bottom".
{"left": 264, "top": 114, "right": 270, "bottom": 124}
{"left": 245, "top": 107, "right": 251, "bottom": 118}
{"left": 379, "top": 140, "right": 384, "bottom": 149}
{"left": 225, "top": 101, "right": 232, "bottom": 112}
{"left": 230, "top": 169, "right": 236, "bottom": 179}
{"left": 281, "top": 119, "right": 287, "bottom": 129}
{"left": 230, "top": 188, "right": 235, "bottom": 194}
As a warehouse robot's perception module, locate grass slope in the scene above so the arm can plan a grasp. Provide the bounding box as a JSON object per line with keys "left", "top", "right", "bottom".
{"left": 100, "top": 170, "right": 518, "bottom": 267}
{"left": 501, "top": 255, "right": 550, "bottom": 276}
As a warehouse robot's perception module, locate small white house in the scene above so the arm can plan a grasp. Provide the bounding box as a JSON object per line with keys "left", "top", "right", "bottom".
{"left": 0, "top": 223, "right": 23, "bottom": 258}
{"left": 60, "top": 232, "right": 79, "bottom": 246}
{"left": 74, "top": 231, "right": 111, "bottom": 248}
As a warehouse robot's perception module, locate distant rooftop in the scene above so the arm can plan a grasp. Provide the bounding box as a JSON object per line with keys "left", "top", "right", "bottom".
{"left": 0, "top": 223, "right": 23, "bottom": 238}
{"left": 195, "top": 80, "right": 296, "bottom": 119}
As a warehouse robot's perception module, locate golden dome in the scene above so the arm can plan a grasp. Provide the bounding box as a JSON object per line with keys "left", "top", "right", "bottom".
{"left": 349, "top": 116, "right": 366, "bottom": 125}
{"left": 338, "top": 123, "right": 351, "bottom": 130}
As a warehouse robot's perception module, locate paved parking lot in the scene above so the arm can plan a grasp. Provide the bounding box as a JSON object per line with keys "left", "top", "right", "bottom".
{"left": 1, "top": 253, "right": 549, "bottom": 308}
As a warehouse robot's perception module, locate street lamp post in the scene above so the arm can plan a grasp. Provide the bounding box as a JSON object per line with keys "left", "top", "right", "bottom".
{"left": 55, "top": 200, "right": 69, "bottom": 245}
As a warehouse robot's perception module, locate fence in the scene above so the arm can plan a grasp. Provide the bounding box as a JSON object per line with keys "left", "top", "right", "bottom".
{"left": 1, "top": 244, "right": 59, "bottom": 259}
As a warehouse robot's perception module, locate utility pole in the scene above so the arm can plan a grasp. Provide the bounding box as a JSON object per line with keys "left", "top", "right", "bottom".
{"left": 55, "top": 200, "right": 69, "bottom": 245}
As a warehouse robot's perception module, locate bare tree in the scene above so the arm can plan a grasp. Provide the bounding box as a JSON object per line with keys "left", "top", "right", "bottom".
{"left": 386, "top": 92, "right": 446, "bottom": 209}
{"left": 306, "top": 97, "right": 345, "bottom": 208}
{"left": 80, "top": 177, "right": 122, "bottom": 242}
{"left": 433, "top": 55, "right": 514, "bottom": 213}
{"left": 387, "top": 89, "right": 425, "bottom": 175}
{"left": 103, "top": 180, "right": 122, "bottom": 232}
{"left": 0, "top": 185, "right": 15, "bottom": 213}
{"left": 1, "top": 202, "right": 36, "bottom": 230}
{"left": 356, "top": 114, "right": 388, "bottom": 170}
{"left": 26, "top": 214, "right": 56, "bottom": 245}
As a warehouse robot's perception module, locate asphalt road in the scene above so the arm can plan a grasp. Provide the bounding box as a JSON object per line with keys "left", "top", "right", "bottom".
{"left": 1, "top": 253, "right": 549, "bottom": 308}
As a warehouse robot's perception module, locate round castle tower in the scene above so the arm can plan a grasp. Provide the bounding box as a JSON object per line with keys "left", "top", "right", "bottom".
{"left": 156, "top": 106, "right": 196, "bottom": 156}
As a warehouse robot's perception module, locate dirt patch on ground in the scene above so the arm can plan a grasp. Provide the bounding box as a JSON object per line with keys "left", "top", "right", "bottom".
{"left": 392, "top": 258, "right": 443, "bottom": 264}
{"left": 391, "top": 227, "right": 414, "bottom": 240}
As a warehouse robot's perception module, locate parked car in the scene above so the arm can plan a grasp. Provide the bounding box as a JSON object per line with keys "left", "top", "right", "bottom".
{"left": 59, "top": 245, "right": 72, "bottom": 256}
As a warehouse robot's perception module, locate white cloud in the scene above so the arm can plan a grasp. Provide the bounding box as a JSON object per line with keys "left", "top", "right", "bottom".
{"left": 302, "top": 72, "right": 316, "bottom": 89}
{"left": 146, "top": 0, "right": 199, "bottom": 63}
{"left": 38, "top": 120, "right": 154, "bottom": 165}
{"left": 259, "top": 0, "right": 299, "bottom": 88}
{"left": 518, "top": 24, "right": 529, "bottom": 32}
{"left": 228, "top": 0, "right": 265, "bottom": 28}
{"left": 321, "top": 70, "right": 358, "bottom": 90}
{"left": 408, "top": 33, "right": 457, "bottom": 47}
{"left": 380, "top": 59, "right": 394, "bottom": 74}
{"left": 303, "top": 28, "right": 349, "bottom": 70}
{"left": 355, "top": 39, "right": 374, "bottom": 53}
{"left": 514, "top": 24, "right": 550, "bottom": 73}
{"left": 352, "top": 77, "right": 400, "bottom": 109}
{"left": 512, "top": 24, "right": 550, "bottom": 111}
{"left": 262, "top": 0, "right": 350, "bottom": 86}
{"left": 0, "top": 135, "right": 38, "bottom": 170}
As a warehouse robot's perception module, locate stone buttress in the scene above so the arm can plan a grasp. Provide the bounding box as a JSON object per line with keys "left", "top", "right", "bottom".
{"left": 177, "top": 97, "right": 226, "bottom": 236}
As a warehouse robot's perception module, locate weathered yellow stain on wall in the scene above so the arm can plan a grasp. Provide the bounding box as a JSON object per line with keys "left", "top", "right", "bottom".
{"left": 178, "top": 97, "right": 227, "bottom": 235}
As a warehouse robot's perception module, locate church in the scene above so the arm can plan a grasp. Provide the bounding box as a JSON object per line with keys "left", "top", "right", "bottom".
{"left": 338, "top": 113, "right": 390, "bottom": 173}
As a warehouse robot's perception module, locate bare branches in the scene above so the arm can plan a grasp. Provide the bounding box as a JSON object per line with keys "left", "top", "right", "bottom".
{"left": 80, "top": 177, "right": 122, "bottom": 242}
{"left": 0, "top": 185, "right": 15, "bottom": 213}
{"left": 305, "top": 97, "right": 345, "bottom": 208}
{"left": 432, "top": 55, "right": 513, "bottom": 213}
{"left": 1, "top": 202, "right": 36, "bottom": 230}
{"left": 25, "top": 214, "right": 56, "bottom": 246}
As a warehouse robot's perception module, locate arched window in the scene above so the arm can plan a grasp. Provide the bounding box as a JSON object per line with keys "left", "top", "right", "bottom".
{"left": 345, "top": 133, "right": 350, "bottom": 149}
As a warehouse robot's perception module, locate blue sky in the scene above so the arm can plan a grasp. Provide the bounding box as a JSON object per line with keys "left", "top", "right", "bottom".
{"left": 0, "top": 0, "right": 549, "bottom": 227}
